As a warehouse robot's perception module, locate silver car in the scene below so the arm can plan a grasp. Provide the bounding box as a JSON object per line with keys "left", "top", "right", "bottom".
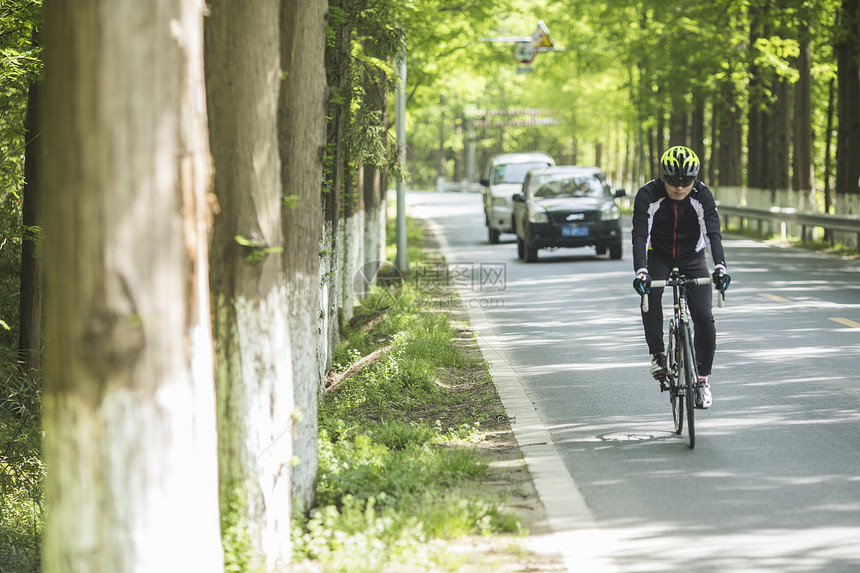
{"left": 480, "top": 152, "right": 555, "bottom": 244}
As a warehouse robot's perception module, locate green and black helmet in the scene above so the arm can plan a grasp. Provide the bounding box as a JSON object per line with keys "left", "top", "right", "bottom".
{"left": 660, "top": 145, "right": 700, "bottom": 179}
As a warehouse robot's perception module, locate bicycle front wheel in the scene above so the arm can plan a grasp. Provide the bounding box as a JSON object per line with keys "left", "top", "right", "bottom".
{"left": 681, "top": 322, "right": 696, "bottom": 449}
{"left": 667, "top": 322, "right": 683, "bottom": 435}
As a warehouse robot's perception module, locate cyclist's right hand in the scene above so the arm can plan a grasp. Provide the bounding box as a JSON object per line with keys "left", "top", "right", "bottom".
{"left": 633, "top": 272, "right": 651, "bottom": 295}
{"left": 712, "top": 267, "right": 731, "bottom": 291}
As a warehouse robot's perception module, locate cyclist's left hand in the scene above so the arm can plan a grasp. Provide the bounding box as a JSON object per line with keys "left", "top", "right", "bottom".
{"left": 712, "top": 268, "right": 731, "bottom": 291}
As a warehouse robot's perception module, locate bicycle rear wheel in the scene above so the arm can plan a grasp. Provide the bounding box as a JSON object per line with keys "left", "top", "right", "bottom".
{"left": 667, "top": 322, "right": 683, "bottom": 434}
{"left": 681, "top": 322, "right": 696, "bottom": 448}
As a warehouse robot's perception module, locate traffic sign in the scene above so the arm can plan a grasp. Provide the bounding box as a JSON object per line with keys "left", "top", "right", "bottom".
{"left": 480, "top": 19, "right": 564, "bottom": 65}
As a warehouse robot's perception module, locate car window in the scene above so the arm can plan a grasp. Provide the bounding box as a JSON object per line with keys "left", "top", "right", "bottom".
{"left": 529, "top": 174, "right": 605, "bottom": 199}
{"left": 492, "top": 161, "right": 552, "bottom": 185}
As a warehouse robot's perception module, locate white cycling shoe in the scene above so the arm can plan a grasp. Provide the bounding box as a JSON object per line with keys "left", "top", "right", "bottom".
{"left": 697, "top": 379, "right": 712, "bottom": 409}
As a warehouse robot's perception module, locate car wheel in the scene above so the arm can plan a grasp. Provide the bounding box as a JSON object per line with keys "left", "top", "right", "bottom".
{"left": 516, "top": 237, "right": 524, "bottom": 259}
{"left": 609, "top": 243, "right": 623, "bottom": 260}
{"left": 525, "top": 244, "right": 539, "bottom": 263}
{"left": 489, "top": 227, "right": 500, "bottom": 244}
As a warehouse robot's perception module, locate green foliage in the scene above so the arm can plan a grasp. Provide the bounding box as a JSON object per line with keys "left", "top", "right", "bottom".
{"left": 0, "top": 0, "right": 41, "bottom": 349}
{"left": 233, "top": 235, "right": 284, "bottom": 263}
{"left": 0, "top": 352, "right": 43, "bottom": 573}
{"left": 282, "top": 194, "right": 300, "bottom": 210}
{"left": 325, "top": 0, "right": 404, "bottom": 209}
{"left": 399, "top": 0, "right": 846, "bottom": 194}
{"left": 220, "top": 485, "right": 262, "bottom": 573}
{"left": 296, "top": 414, "right": 517, "bottom": 571}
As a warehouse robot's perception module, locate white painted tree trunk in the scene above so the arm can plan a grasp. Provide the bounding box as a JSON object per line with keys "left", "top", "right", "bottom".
{"left": 364, "top": 164, "right": 388, "bottom": 271}
{"left": 341, "top": 211, "right": 365, "bottom": 322}
{"left": 279, "top": 0, "right": 328, "bottom": 513}
{"left": 205, "top": 0, "right": 294, "bottom": 568}
{"left": 41, "top": 0, "right": 224, "bottom": 571}
{"left": 318, "top": 219, "right": 336, "bottom": 379}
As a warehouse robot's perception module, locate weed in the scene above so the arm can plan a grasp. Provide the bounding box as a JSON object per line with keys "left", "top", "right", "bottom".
{"left": 220, "top": 484, "right": 266, "bottom": 573}
{"left": 0, "top": 353, "right": 43, "bottom": 573}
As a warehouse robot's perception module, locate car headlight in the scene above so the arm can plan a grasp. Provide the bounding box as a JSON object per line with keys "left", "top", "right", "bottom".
{"left": 528, "top": 208, "right": 548, "bottom": 223}
{"left": 600, "top": 202, "right": 621, "bottom": 221}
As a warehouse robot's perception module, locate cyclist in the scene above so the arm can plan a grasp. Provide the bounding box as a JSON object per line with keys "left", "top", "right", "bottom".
{"left": 631, "top": 145, "right": 730, "bottom": 408}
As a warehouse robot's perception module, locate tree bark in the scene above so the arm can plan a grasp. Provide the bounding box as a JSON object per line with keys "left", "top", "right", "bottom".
{"left": 793, "top": 22, "right": 814, "bottom": 193}
{"left": 18, "top": 76, "right": 43, "bottom": 393}
{"left": 322, "top": 5, "right": 350, "bottom": 374}
{"left": 770, "top": 78, "right": 792, "bottom": 192}
{"left": 205, "top": 0, "right": 294, "bottom": 567}
{"left": 279, "top": 0, "right": 328, "bottom": 514}
{"left": 714, "top": 76, "right": 744, "bottom": 187}
{"left": 835, "top": 0, "right": 860, "bottom": 198}
{"left": 41, "top": 0, "right": 224, "bottom": 571}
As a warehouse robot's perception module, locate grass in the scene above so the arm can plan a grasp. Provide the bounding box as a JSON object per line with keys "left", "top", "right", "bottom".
{"left": 0, "top": 352, "right": 43, "bottom": 573}
{"left": 292, "top": 217, "right": 527, "bottom": 572}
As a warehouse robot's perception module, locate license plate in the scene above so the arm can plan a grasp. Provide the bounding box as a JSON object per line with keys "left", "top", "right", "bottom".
{"left": 562, "top": 225, "right": 589, "bottom": 237}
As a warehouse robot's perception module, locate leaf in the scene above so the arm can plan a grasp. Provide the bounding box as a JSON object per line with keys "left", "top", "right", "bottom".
{"left": 234, "top": 234, "right": 264, "bottom": 248}
{"left": 283, "top": 195, "right": 300, "bottom": 209}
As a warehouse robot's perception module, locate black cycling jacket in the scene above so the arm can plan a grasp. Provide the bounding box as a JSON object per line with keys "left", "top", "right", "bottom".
{"left": 631, "top": 179, "right": 726, "bottom": 273}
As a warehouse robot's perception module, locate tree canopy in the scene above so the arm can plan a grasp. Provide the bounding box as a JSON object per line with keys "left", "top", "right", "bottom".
{"left": 400, "top": 0, "right": 855, "bottom": 202}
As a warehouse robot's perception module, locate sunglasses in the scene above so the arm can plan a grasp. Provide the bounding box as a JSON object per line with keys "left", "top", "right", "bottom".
{"left": 665, "top": 176, "right": 695, "bottom": 188}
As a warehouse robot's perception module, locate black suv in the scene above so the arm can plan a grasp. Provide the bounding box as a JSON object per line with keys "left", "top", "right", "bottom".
{"left": 512, "top": 166, "right": 625, "bottom": 262}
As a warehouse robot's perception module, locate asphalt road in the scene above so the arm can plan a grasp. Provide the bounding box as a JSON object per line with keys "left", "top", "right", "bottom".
{"left": 405, "top": 190, "right": 860, "bottom": 573}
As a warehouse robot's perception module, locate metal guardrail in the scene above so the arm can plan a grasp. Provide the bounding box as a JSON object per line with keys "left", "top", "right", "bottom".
{"left": 437, "top": 180, "right": 484, "bottom": 193}
{"left": 717, "top": 203, "right": 860, "bottom": 244}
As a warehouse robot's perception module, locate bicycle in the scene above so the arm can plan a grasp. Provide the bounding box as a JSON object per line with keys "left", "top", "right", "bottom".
{"left": 641, "top": 268, "right": 724, "bottom": 448}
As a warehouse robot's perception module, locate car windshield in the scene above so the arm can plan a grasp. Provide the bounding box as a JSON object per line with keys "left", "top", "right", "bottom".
{"left": 492, "top": 161, "right": 552, "bottom": 185}
{"left": 529, "top": 174, "right": 604, "bottom": 199}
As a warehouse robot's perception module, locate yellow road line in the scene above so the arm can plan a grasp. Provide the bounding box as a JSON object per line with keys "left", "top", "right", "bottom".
{"left": 830, "top": 317, "right": 860, "bottom": 329}
{"left": 759, "top": 293, "right": 791, "bottom": 303}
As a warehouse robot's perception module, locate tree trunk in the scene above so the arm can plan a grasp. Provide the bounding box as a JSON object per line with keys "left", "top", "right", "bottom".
{"left": 835, "top": 0, "right": 860, "bottom": 200}
{"left": 41, "top": 1, "right": 224, "bottom": 571}
{"left": 714, "top": 91, "right": 744, "bottom": 188}
{"left": 708, "top": 99, "right": 718, "bottom": 186}
{"left": 340, "top": 162, "right": 364, "bottom": 325}
{"left": 824, "top": 77, "right": 836, "bottom": 217}
{"left": 647, "top": 127, "right": 656, "bottom": 181}
{"left": 362, "top": 44, "right": 389, "bottom": 264}
{"left": 657, "top": 106, "right": 666, "bottom": 161}
{"left": 363, "top": 54, "right": 389, "bottom": 268}
{"left": 770, "top": 78, "right": 792, "bottom": 192}
{"left": 691, "top": 102, "right": 705, "bottom": 161}
{"left": 748, "top": 0, "right": 769, "bottom": 190}
{"left": 793, "top": 23, "right": 814, "bottom": 193}
{"left": 205, "top": 0, "right": 294, "bottom": 568}
{"left": 322, "top": 6, "right": 350, "bottom": 375}
{"left": 280, "top": 0, "right": 328, "bottom": 515}
{"left": 669, "top": 98, "right": 689, "bottom": 147}
{"left": 18, "top": 76, "right": 43, "bottom": 394}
